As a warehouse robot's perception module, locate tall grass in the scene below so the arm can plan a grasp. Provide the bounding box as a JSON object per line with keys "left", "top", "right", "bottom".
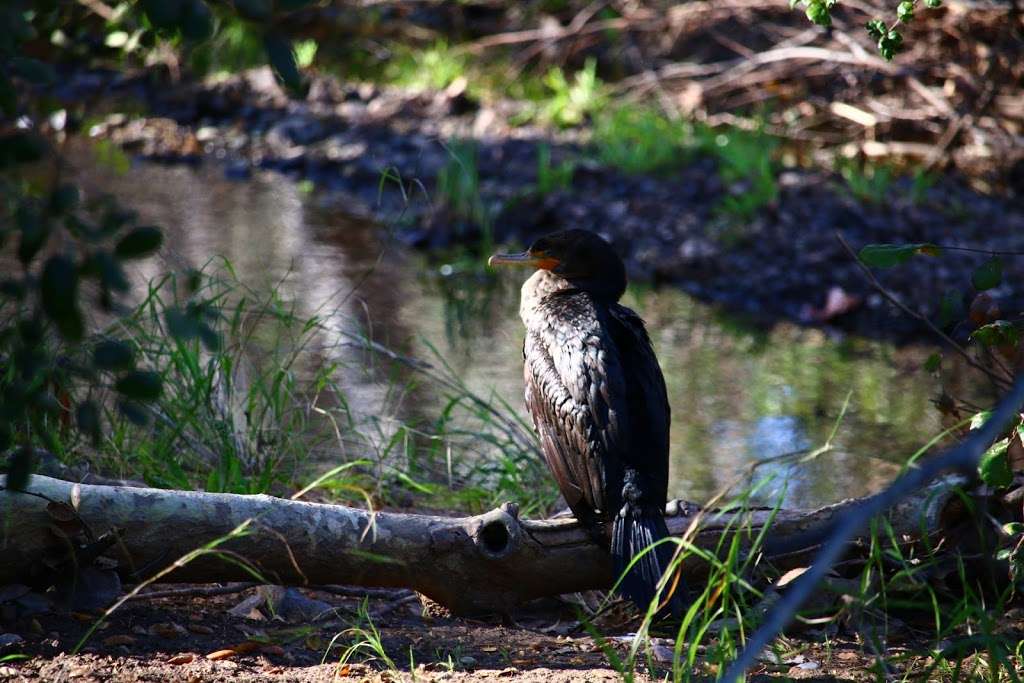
{"left": 71, "top": 261, "right": 551, "bottom": 514}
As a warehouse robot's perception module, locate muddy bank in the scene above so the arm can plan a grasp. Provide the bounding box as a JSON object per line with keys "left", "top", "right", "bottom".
{"left": 66, "top": 67, "right": 1024, "bottom": 341}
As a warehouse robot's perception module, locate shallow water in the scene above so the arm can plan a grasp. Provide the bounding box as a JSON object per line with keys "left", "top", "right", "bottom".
{"left": 68, "top": 142, "right": 972, "bottom": 509}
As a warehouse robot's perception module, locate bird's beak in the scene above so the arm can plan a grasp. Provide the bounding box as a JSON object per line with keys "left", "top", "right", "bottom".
{"left": 487, "top": 250, "right": 560, "bottom": 270}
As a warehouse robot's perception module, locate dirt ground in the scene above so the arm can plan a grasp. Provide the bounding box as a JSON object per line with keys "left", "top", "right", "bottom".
{"left": 0, "top": 583, "right": 944, "bottom": 682}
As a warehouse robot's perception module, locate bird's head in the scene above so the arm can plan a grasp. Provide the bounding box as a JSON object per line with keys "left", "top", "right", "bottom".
{"left": 488, "top": 229, "right": 626, "bottom": 301}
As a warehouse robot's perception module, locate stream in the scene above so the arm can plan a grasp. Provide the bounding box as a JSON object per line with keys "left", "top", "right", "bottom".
{"left": 69, "top": 141, "right": 980, "bottom": 510}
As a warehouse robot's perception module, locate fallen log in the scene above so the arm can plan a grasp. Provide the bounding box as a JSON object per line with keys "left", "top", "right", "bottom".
{"left": 0, "top": 473, "right": 975, "bottom": 615}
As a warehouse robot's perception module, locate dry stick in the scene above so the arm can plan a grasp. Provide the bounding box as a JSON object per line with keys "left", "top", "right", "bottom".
{"left": 466, "top": 15, "right": 655, "bottom": 53}
{"left": 128, "top": 582, "right": 257, "bottom": 601}
{"left": 835, "top": 232, "right": 1012, "bottom": 391}
{"left": 721, "top": 374, "right": 1024, "bottom": 682}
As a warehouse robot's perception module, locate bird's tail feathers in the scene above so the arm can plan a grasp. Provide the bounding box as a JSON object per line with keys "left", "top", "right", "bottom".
{"left": 611, "top": 504, "right": 686, "bottom": 617}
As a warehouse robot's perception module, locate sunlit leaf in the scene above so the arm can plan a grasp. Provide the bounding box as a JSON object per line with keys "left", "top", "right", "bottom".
{"left": 865, "top": 19, "right": 886, "bottom": 40}
{"left": 970, "top": 411, "right": 992, "bottom": 430}
{"left": 805, "top": 0, "right": 831, "bottom": 26}
{"left": 969, "top": 320, "right": 1020, "bottom": 348}
{"left": 979, "top": 438, "right": 1012, "bottom": 488}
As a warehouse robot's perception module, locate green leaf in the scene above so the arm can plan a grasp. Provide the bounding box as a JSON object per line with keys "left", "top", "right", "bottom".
{"left": 93, "top": 340, "right": 135, "bottom": 371}
{"left": 93, "top": 251, "right": 130, "bottom": 293}
{"left": 897, "top": 1, "right": 914, "bottom": 22}
{"left": 0, "top": 278, "right": 25, "bottom": 300}
{"left": 937, "top": 289, "right": 963, "bottom": 329}
{"left": 41, "top": 255, "right": 84, "bottom": 341}
{"left": 865, "top": 19, "right": 886, "bottom": 40}
{"left": 115, "top": 226, "right": 163, "bottom": 259}
{"left": 140, "top": 0, "right": 185, "bottom": 29}
{"left": 0, "top": 424, "right": 10, "bottom": 454}
{"left": 115, "top": 371, "right": 163, "bottom": 402}
{"left": 9, "top": 57, "right": 57, "bottom": 85}
{"left": 165, "top": 307, "right": 200, "bottom": 340}
{"left": 879, "top": 29, "right": 904, "bottom": 60}
{"left": 264, "top": 33, "right": 305, "bottom": 96}
{"left": 979, "top": 438, "right": 1012, "bottom": 488}
{"left": 17, "top": 206, "right": 50, "bottom": 265}
{"left": 970, "top": 411, "right": 992, "bottom": 430}
{"left": 76, "top": 401, "right": 102, "bottom": 445}
{"left": 181, "top": 0, "right": 214, "bottom": 42}
{"left": 0, "top": 131, "right": 47, "bottom": 168}
{"left": 805, "top": 0, "right": 831, "bottom": 25}
{"left": 924, "top": 0, "right": 942, "bottom": 7}
{"left": 0, "top": 72, "right": 15, "bottom": 118}
{"left": 4, "top": 446, "right": 35, "bottom": 491}
{"left": 858, "top": 243, "right": 941, "bottom": 268}
{"left": 924, "top": 352, "right": 941, "bottom": 372}
{"left": 969, "top": 320, "right": 1020, "bottom": 347}
{"left": 50, "top": 184, "right": 80, "bottom": 214}
{"left": 234, "top": 0, "right": 274, "bottom": 20}
{"left": 971, "top": 257, "right": 1002, "bottom": 291}
{"left": 1003, "top": 522, "right": 1024, "bottom": 536}
{"left": 117, "top": 400, "right": 150, "bottom": 426}
{"left": 276, "top": 0, "right": 320, "bottom": 8}
{"left": 199, "top": 322, "right": 221, "bottom": 352}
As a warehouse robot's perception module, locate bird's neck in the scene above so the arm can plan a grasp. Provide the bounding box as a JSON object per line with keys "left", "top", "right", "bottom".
{"left": 519, "top": 270, "right": 621, "bottom": 323}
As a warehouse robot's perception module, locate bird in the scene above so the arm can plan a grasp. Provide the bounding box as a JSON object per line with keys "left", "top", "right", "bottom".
{"left": 489, "top": 228, "right": 684, "bottom": 615}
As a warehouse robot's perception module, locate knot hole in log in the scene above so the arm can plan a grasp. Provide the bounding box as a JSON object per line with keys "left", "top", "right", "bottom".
{"left": 474, "top": 506, "right": 520, "bottom": 560}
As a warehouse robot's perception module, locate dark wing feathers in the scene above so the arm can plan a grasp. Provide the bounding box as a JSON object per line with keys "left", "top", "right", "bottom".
{"left": 523, "top": 292, "right": 633, "bottom": 527}
{"left": 608, "top": 303, "right": 672, "bottom": 506}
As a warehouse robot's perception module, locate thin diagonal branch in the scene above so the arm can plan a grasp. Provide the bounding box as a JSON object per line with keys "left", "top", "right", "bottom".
{"left": 836, "top": 231, "right": 1012, "bottom": 391}
{"left": 722, "top": 374, "right": 1024, "bottom": 682}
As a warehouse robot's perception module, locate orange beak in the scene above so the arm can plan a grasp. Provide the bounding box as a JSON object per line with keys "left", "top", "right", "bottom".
{"left": 487, "top": 250, "right": 560, "bottom": 271}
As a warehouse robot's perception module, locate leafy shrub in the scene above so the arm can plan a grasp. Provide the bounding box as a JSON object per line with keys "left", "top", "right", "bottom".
{"left": 698, "top": 125, "right": 780, "bottom": 219}
{"left": 539, "top": 58, "right": 606, "bottom": 128}
{"left": 592, "top": 105, "right": 690, "bottom": 174}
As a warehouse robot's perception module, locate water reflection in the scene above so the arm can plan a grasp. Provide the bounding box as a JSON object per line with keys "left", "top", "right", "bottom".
{"left": 69, "top": 141, "right": 954, "bottom": 509}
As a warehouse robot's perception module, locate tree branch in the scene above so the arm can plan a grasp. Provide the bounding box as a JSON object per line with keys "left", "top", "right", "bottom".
{"left": 722, "top": 374, "right": 1024, "bottom": 682}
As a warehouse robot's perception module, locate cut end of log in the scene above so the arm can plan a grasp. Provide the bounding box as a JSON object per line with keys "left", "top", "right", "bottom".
{"left": 473, "top": 507, "right": 520, "bottom": 560}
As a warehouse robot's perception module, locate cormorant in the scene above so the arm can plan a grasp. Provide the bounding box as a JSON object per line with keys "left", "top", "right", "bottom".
{"left": 489, "top": 229, "right": 683, "bottom": 615}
